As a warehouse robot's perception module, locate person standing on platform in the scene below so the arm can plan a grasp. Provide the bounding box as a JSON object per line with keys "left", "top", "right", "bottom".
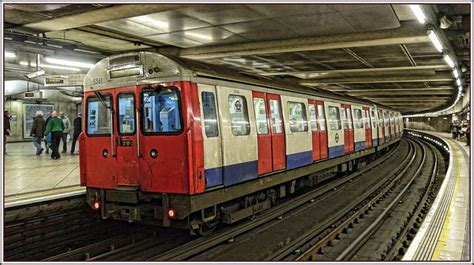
{"left": 30, "top": 110, "right": 46, "bottom": 155}
{"left": 70, "top": 113, "right": 82, "bottom": 154}
{"left": 44, "top": 111, "right": 53, "bottom": 154}
{"left": 4, "top": 110, "right": 11, "bottom": 155}
{"left": 451, "top": 122, "right": 459, "bottom": 140}
{"left": 59, "top": 112, "right": 71, "bottom": 153}
{"left": 45, "top": 111, "right": 65, "bottom": 160}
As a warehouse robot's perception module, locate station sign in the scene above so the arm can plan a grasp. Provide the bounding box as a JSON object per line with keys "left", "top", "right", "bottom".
{"left": 44, "top": 74, "right": 85, "bottom": 87}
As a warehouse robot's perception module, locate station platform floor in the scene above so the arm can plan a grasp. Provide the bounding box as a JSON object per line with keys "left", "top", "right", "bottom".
{"left": 4, "top": 141, "right": 82, "bottom": 200}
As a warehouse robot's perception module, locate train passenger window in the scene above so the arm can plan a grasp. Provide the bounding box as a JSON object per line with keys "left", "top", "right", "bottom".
{"left": 308, "top": 104, "right": 318, "bottom": 132}
{"left": 354, "top": 109, "right": 363, "bottom": 129}
{"left": 87, "top": 95, "right": 112, "bottom": 135}
{"left": 287, "top": 102, "right": 308, "bottom": 133}
{"left": 118, "top": 93, "right": 135, "bottom": 134}
{"left": 142, "top": 88, "right": 182, "bottom": 134}
{"left": 328, "top": 106, "right": 341, "bottom": 130}
{"left": 228, "top": 95, "right": 250, "bottom": 136}
{"left": 253, "top": 98, "right": 268, "bottom": 135}
{"left": 269, "top": 100, "right": 283, "bottom": 133}
{"left": 317, "top": 105, "right": 326, "bottom": 131}
{"left": 201, "top": 92, "right": 219, "bottom": 137}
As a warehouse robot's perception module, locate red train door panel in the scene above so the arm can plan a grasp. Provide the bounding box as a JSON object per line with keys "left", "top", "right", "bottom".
{"left": 266, "top": 93, "right": 286, "bottom": 171}
{"left": 253, "top": 91, "right": 272, "bottom": 175}
{"left": 115, "top": 87, "right": 140, "bottom": 186}
{"left": 316, "top": 100, "right": 328, "bottom": 159}
{"left": 342, "top": 104, "right": 354, "bottom": 153}
{"left": 308, "top": 99, "right": 320, "bottom": 161}
{"left": 363, "top": 107, "right": 372, "bottom": 148}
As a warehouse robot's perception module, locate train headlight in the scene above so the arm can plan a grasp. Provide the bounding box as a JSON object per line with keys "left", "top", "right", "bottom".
{"left": 168, "top": 208, "right": 176, "bottom": 218}
{"left": 93, "top": 201, "right": 100, "bottom": 210}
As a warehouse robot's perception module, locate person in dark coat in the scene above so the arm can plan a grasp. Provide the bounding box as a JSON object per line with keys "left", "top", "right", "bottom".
{"left": 30, "top": 110, "right": 46, "bottom": 155}
{"left": 4, "top": 110, "right": 11, "bottom": 155}
{"left": 44, "top": 111, "right": 53, "bottom": 154}
{"left": 44, "top": 111, "right": 65, "bottom": 160}
{"left": 70, "top": 113, "right": 82, "bottom": 154}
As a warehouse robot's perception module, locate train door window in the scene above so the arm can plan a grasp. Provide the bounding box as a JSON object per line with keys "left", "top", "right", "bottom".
{"left": 142, "top": 87, "right": 182, "bottom": 134}
{"left": 287, "top": 102, "right": 308, "bottom": 132}
{"left": 253, "top": 98, "right": 268, "bottom": 134}
{"left": 341, "top": 108, "right": 347, "bottom": 129}
{"left": 346, "top": 108, "right": 353, "bottom": 129}
{"left": 86, "top": 94, "right": 112, "bottom": 135}
{"left": 363, "top": 110, "right": 370, "bottom": 128}
{"left": 317, "top": 104, "right": 326, "bottom": 131}
{"left": 328, "top": 106, "right": 341, "bottom": 130}
{"left": 308, "top": 104, "right": 318, "bottom": 132}
{"left": 228, "top": 95, "right": 250, "bottom": 136}
{"left": 371, "top": 110, "right": 377, "bottom": 128}
{"left": 383, "top": 112, "right": 389, "bottom": 125}
{"left": 378, "top": 110, "right": 383, "bottom": 127}
{"left": 390, "top": 113, "right": 394, "bottom": 126}
{"left": 354, "top": 109, "right": 363, "bottom": 129}
{"left": 201, "top": 92, "right": 219, "bottom": 137}
{"left": 269, "top": 99, "right": 283, "bottom": 133}
{"left": 117, "top": 93, "right": 136, "bottom": 135}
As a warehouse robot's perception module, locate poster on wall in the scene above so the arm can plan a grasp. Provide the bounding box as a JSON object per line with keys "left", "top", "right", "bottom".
{"left": 23, "top": 104, "right": 55, "bottom": 139}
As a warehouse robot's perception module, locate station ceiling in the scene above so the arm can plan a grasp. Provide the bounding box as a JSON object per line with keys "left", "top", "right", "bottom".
{"left": 3, "top": 3, "right": 470, "bottom": 115}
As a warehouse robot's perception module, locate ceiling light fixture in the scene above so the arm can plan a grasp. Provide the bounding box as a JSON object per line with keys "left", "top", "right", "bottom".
{"left": 5, "top": 51, "right": 16, "bottom": 58}
{"left": 19, "top": 61, "right": 81, "bottom": 72}
{"left": 456, "top": 79, "right": 461, "bottom": 86}
{"left": 458, "top": 86, "right": 463, "bottom": 91}
{"left": 45, "top": 57, "right": 95, "bottom": 68}
{"left": 409, "top": 5, "right": 426, "bottom": 24}
{"left": 443, "top": 54, "right": 455, "bottom": 68}
{"left": 453, "top": 68, "right": 459, "bottom": 78}
{"left": 428, "top": 30, "right": 443, "bottom": 52}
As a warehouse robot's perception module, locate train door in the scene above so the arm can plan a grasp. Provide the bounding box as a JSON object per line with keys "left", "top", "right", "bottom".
{"left": 217, "top": 86, "right": 258, "bottom": 186}
{"left": 198, "top": 84, "right": 224, "bottom": 187}
{"left": 370, "top": 108, "right": 378, "bottom": 146}
{"left": 362, "top": 107, "right": 372, "bottom": 148}
{"left": 341, "top": 104, "right": 354, "bottom": 153}
{"left": 308, "top": 99, "right": 320, "bottom": 161}
{"left": 266, "top": 93, "right": 286, "bottom": 171}
{"left": 383, "top": 110, "right": 390, "bottom": 141}
{"left": 316, "top": 100, "right": 328, "bottom": 159}
{"left": 115, "top": 87, "right": 140, "bottom": 186}
{"left": 253, "top": 91, "right": 272, "bottom": 175}
{"left": 377, "top": 109, "right": 385, "bottom": 144}
{"left": 325, "top": 102, "right": 344, "bottom": 158}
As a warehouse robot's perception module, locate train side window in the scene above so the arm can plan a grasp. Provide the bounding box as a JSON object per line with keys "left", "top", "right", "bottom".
{"left": 287, "top": 102, "right": 308, "bottom": 132}
{"left": 142, "top": 88, "right": 182, "bottom": 134}
{"left": 328, "top": 106, "right": 341, "bottom": 130}
{"left": 253, "top": 98, "right": 268, "bottom": 134}
{"left": 228, "top": 95, "right": 250, "bottom": 136}
{"left": 354, "top": 109, "right": 363, "bottom": 129}
{"left": 87, "top": 94, "right": 112, "bottom": 135}
{"left": 308, "top": 104, "right": 318, "bottom": 132}
{"left": 201, "top": 92, "right": 219, "bottom": 137}
{"left": 317, "top": 104, "right": 326, "bottom": 131}
{"left": 269, "top": 99, "right": 283, "bottom": 133}
{"left": 118, "top": 93, "right": 135, "bottom": 135}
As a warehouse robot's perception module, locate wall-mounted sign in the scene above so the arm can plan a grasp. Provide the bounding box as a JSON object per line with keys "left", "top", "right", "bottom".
{"left": 44, "top": 74, "right": 85, "bottom": 87}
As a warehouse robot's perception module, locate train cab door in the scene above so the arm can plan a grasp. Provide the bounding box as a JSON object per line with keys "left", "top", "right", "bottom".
{"left": 115, "top": 87, "right": 140, "bottom": 186}
{"left": 266, "top": 93, "right": 286, "bottom": 171}
{"left": 308, "top": 99, "right": 320, "bottom": 161}
{"left": 363, "top": 107, "right": 372, "bottom": 148}
{"left": 253, "top": 91, "right": 272, "bottom": 175}
{"left": 316, "top": 100, "right": 328, "bottom": 159}
{"left": 341, "top": 104, "right": 354, "bottom": 153}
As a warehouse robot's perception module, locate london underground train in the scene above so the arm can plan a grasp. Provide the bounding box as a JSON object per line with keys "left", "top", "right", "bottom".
{"left": 80, "top": 52, "right": 403, "bottom": 233}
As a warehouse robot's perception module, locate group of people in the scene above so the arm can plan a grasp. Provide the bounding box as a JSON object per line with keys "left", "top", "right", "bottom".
{"left": 3, "top": 110, "right": 82, "bottom": 159}
{"left": 451, "top": 121, "right": 470, "bottom": 146}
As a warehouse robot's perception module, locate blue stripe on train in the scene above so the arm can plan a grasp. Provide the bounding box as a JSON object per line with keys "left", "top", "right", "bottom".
{"left": 286, "top": 151, "right": 313, "bottom": 170}
{"left": 205, "top": 167, "right": 223, "bottom": 188}
{"left": 355, "top": 141, "right": 366, "bottom": 152}
{"left": 328, "top": 145, "right": 344, "bottom": 158}
{"left": 205, "top": 160, "right": 258, "bottom": 188}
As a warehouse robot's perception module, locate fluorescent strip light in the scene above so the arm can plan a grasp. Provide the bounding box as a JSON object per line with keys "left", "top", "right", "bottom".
{"left": 409, "top": 5, "right": 426, "bottom": 24}
{"left": 443, "top": 54, "right": 455, "bottom": 68}
{"left": 19, "top": 61, "right": 81, "bottom": 72}
{"left": 453, "top": 68, "right": 459, "bottom": 78}
{"left": 45, "top": 57, "right": 94, "bottom": 68}
{"left": 456, "top": 79, "right": 461, "bottom": 86}
{"left": 428, "top": 31, "right": 443, "bottom": 52}
{"left": 458, "top": 86, "right": 462, "bottom": 91}
{"left": 5, "top": 51, "right": 16, "bottom": 58}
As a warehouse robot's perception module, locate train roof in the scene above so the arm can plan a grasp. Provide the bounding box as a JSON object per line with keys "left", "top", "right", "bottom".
{"left": 84, "top": 51, "right": 399, "bottom": 112}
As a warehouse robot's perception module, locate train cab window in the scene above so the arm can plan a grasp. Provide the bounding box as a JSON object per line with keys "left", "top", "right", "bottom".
{"left": 354, "top": 109, "right": 363, "bottom": 129}
{"left": 269, "top": 99, "right": 283, "bottom": 134}
{"left": 86, "top": 94, "right": 112, "bottom": 135}
{"left": 253, "top": 98, "right": 268, "bottom": 135}
{"left": 142, "top": 88, "right": 182, "bottom": 134}
{"left": 328, "top": 106, "right": 341, "bottom": 130}
{"left": 201, "top": 92, "right": 219, "bottom": 137}
{"left": 317, "top": 104, "right": 326, "bottom": 131}
{"left": 118, "top": 93, "right": 135, "bottom": 134}
{"left": 228, "top": 95, "right": 250, "bottom": 136}
{"left": 287, "top": 102, "right": 308, "bottom": 133}
{"left": 308, "top": 104, "right": 318, "bottom": 132}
